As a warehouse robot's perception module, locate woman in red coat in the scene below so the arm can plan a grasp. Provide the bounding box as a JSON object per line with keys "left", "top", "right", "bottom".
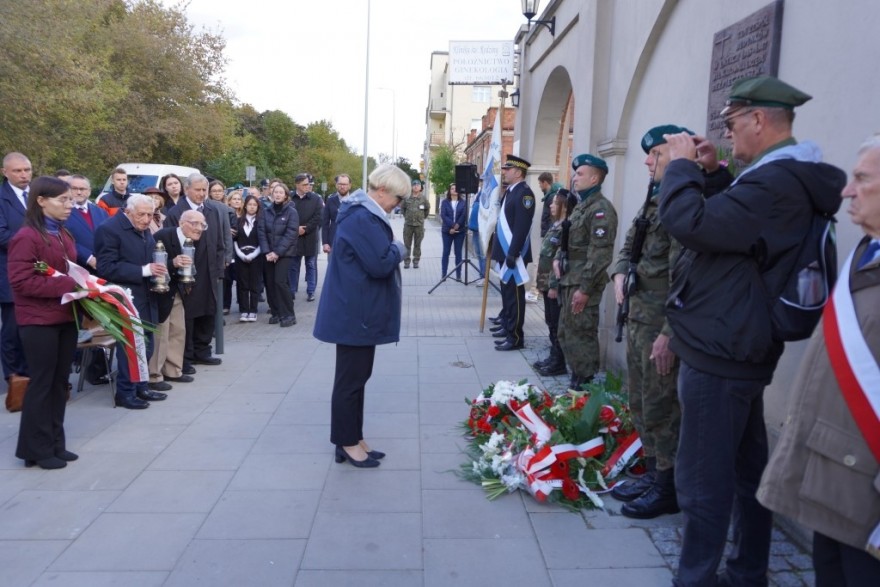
{"left": 8, "top": 176, "right": 79, "bottom": 470}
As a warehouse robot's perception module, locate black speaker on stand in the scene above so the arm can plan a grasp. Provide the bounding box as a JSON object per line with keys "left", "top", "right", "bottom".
{"left": 428, "top": 164, "right": 499, "bottom": 294}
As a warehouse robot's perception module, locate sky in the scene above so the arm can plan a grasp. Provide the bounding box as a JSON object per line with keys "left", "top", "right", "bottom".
{"left": 178, "top": 0, "right": 526, "bottom": 166}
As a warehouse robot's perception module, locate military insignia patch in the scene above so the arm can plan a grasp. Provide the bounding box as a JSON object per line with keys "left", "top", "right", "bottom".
{"left": 595, "top": 211, "right": 605, "bottom": 219}
{"left": 595, "top": 228, "right": 606, "bottom": 237}
{"left": 522, "top": 194, "right": 534, "bottom": 209}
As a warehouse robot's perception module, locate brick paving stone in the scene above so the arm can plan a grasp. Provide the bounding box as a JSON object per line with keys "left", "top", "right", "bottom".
{"left": 786, "top": 552, "right": 813, "bottom": 571}
{"left": 769, "top": 555, "right": 793, "bottom": 572}
{"left": 771, "top": 571, "right": 809, "bottom": 587}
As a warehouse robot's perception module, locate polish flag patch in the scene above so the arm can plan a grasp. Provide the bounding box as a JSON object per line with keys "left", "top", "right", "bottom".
{"left": 595, "top": 212, "right": 605, "bottom": 219}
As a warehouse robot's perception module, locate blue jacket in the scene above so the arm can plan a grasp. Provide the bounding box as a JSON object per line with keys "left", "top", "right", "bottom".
{"left": 66, "top": 202, "right": 110, "bottom": 268}
{"left": 468, "top": 197, "right": 480, "bottom": 231}
{"left": 313, "top": 189, "right": 403, "bottom": 346}
{"left": 440, "top": 198, "right": 467, "bottom": 233}
{"left": 258, "top": 202, "right": 299, "bottom": 258}
{"left": 0, "top": 180, "right": 27, "bottom": 303}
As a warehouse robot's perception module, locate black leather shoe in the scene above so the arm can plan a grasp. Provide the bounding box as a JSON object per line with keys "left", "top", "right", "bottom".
{"left": 492, "top": 330, "right": 508, "bottom": 338}
{"left": 495, "top": 341, "right": 524, "bottom": 351}
{"left": 280, "top": 317, "right": 296, "bottom": 327}
{"left": 620, "top": 468, "right": 680, "bottom": 519}
{"left": 193, "top": 356, "right": 222, "bottom": 365}
{"left": 114, "top": 396, "right": 149, "bottom": 409}
{"left": 25, "top": 457, "right": 67, "bottom": 470}
{"left": 137, "top": 389, "right": 167, "bottom": 401}
{"left": 536, "top": 361, "right": 568, "bottom": 376}
{"left": 367, "top": 450, "right": 385, "bottom": 460}
{"left": 532, "top": 356, "right": 551, "bottom": 369}
{"left": 268, "top": 316, "right": 280, "bottom": 325}
{"left": 149, "top": 381, "right": 172, "bottom": 392}
{"left": 307, "top": 293, "right": 315, "bottom": 302}
{"left": 165, "top": 374, "right": 194, "bottom": 383}
{"left": 55, "top": 450, "right": 79, "bottom": 462}
{"left": 494, "top": 339, "right": 507, "bottom": 345}
{"left": 334, "top": 446, "right": 380, "bottom": 468}
{"left": 488, "top": 317, "right": 502, "bottom": 325}
{"left": 182, "top": 364, "right": 197, "bottom": 375}
{"left": 489, "top": 325, "right": 505, "bottom": 333}
{"left": 610, "top": 471, "right": 655, "bottom": 502}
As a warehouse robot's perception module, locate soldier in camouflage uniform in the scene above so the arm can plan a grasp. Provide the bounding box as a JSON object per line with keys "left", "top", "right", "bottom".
{"left": 400, "top": 179, "right": 430, "bottom": 268}
{"left": 609, "top": 125, "right": 690, "bottom": 519}
{"left": 554, "top": 154, "right": 618, "bottom": 389}
{"left": 534, "top": 189, "right": 578, "bottom": 376}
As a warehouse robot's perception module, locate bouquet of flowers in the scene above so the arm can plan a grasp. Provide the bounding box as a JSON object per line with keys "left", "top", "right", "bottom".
{"left": 35, "top": 260, "right": 155, "bottom": 383}
{"left": 460, "top": 376, "right": 642, "bottom": 510}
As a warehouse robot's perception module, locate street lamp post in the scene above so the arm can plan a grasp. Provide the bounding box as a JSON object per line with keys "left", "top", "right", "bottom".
{"left": 378, "top": 87, "right": 397, "bottom": 163}
{"left": 362, "top": 0, "right": 371, "bottom": 188}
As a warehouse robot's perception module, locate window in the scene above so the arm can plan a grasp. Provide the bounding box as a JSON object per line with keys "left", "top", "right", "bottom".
{"left": 472, "top": 86, "right": 490, "bottom": 103}
{"left": 470, "top": 119, "right": 482, "bottom": 131}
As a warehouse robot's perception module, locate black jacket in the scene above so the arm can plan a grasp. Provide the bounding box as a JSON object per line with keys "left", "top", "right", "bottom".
{"left": 491, "top": 181, "right": 535, "bottom": 266}
{"left": 258, "top": 202, "right": 299, "bottom": 258}
{"left": 163, "top": 199, "right": 227, "bottom": 283}
{"left": 321, "top": 193, "right": 341, "bottom": 248}
{"left": 658, "top": 156, "right": 845, "bottom": 379}
{"left": 290, "top": 191, "right": 323, "bottom": 257}
{"left": 94, "top": 212, "right": 157, "bottom": 322}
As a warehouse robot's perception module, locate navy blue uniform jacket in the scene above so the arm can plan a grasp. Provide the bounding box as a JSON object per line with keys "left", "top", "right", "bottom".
{"left": 94, "top": 212, "right": 157, "bottom": 323}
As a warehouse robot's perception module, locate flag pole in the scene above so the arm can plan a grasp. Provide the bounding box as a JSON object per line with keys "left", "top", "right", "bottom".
{"left": 479, "top": 83, "right": 507, "bottom": 332}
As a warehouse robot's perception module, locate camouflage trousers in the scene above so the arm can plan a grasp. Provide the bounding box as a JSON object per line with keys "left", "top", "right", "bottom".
{"left": 626, "top": 319, "right": 680, "bottom": 471}
{"left": 556, "top": 287, "right": 600, "bottom": 379}
{"left": 403, "top": 224, "right": 425, "bottom": 264}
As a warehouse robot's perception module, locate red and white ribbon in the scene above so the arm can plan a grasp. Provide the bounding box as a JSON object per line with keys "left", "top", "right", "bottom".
{"left": 61, "top": 261, "right": 150, "bottom": 383}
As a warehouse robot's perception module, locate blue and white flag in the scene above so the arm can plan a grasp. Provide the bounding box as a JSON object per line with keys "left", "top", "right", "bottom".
{"left": 477, "top": 110, "right": 502, "bottom": 254}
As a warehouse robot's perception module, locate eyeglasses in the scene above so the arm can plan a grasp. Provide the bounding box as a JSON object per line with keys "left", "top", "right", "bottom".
{"left": 69, "top": 187, "right": 90, "bottom": 192}
{"left": 723, "top": 109, "right": 754, "bottom": 132}
{"left": 185, "top": 220, "right": 208, "bottom": 230}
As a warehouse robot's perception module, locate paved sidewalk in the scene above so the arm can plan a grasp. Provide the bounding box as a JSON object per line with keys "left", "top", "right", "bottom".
{"left": 0, "top": 217, "right": 813, "bottom": 586}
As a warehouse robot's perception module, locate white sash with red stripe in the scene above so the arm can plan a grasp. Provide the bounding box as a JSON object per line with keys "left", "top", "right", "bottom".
{"left": 822, "top": 247, "right": 880, "bottom": 559}
{"left": 823, "top": 249, "right": 880, "bottom": 460}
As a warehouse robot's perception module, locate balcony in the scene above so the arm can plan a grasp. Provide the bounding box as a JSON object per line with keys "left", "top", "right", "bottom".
{"left": 428, "top": 132, "right": 446, "bottom": 147}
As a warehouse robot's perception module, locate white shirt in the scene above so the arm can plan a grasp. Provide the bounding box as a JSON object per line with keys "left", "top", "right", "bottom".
{"left": 9, "top": 184, "right": 27, "bottom": 208}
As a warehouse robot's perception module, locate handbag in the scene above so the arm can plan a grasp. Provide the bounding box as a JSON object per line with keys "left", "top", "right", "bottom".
{"left": 5, "top": 374, "right": 30, "bottom": 412}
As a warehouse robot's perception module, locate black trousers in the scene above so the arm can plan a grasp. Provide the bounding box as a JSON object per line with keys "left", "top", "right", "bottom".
{"left": 16, "top": 323, "right": 77, "bottom": 461}
{"left": 1, "top": 302, "right": 28, "bottom": 378}
{"left": 222, "top": 263, "right": 235, "bottom": 310}
{"left": 236, "top": 257, "right": 264, "bottom": 314}
{"left": 500, "top": 279, "right": 525, "bottom": 345}
{"left": 330, "top": 344, "right": 375, "bottom": 447}
{"left": 814, "top": 532, "right": 880, "bottom": 587}
{"left": 185, "top": 314, "right": 216, "bottom": 361}
{"left": 264, "top": 256, "right": 294, "bottom": 318}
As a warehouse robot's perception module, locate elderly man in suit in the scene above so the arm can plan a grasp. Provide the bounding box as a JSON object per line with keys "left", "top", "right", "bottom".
{"left": 66, "top": 175, "right": 109, "bottom": 271}
{"left": 149, "top": 210, "right": 205, "bottom": 391}
{"left": 94, "top": 194, "right": 169, "bottom": 409}
{"left": 163, "top": 174, "right": 227, "bottom": 366}
{"left": 0, "top": 152, "right": 32, "bottom": 387}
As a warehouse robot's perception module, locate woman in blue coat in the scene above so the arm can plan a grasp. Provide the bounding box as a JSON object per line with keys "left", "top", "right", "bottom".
{"left": 439, "top": 183, "right": 467, "bottom": 280}
{"left": 313, "top": 164, "right": 410, "bottom": 467}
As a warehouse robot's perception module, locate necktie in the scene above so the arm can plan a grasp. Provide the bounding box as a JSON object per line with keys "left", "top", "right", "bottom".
{"left": 21, "top": 190, "right": 28, "bottom": 204}
{"left": 197, "top": 204, "right": 204, "bottom": 213}
{"left": 857, "top": 241, "right": 880, "bottom": 269}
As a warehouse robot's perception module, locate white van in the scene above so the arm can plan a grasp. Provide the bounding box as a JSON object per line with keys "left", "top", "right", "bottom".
{"left": 100, "top": 163, "right": 201, "bottom": 195}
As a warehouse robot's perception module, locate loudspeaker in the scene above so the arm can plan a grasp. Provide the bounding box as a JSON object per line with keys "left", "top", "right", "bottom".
{"left": 455, "top": 164, "right": 479, "bottom": 195}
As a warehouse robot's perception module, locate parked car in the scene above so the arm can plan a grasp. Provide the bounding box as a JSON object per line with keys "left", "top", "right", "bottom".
{"left": 99, "top": 163, "right": 201, "bottom": 195}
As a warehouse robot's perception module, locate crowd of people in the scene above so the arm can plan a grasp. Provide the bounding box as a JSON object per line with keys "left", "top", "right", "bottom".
{"left": 1, "top": 72, "right": 877, "bottom": 584}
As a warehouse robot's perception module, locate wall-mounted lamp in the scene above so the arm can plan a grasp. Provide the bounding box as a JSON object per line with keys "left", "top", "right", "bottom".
{"left": 510, "top": 89, "right": 521, "bottom": 108}
{"left": 521, "top": 0, "right": 555, "bottom": 36}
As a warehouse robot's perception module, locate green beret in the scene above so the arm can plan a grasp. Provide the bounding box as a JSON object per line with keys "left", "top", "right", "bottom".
{"left": 721, "top": 76, "right": 812, "bottom": 115}
{"left": 571, "top": 153, "right": 608, "bottom": 173}
{"left": 641, "top": 125, "right": 694, "bottom": 154}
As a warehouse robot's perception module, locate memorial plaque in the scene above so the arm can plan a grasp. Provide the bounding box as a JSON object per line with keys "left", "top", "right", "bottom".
{"left": 706, "top": 0, "right": 784, "bottom": 145}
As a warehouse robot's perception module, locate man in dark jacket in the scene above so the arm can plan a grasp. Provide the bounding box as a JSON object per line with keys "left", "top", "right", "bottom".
{"left": 289, "top": 173, "right": 323, "bottom": 301}
{"left": 95, "top": 195, "right": 169, "bottom": 409}
{"left": 66, "top": 174, "right": 110, "bottom": 271}
{"left": 0, "top": 152, "right": 31, "bottom": 383}
{"left": 538, "top": 172, "right": 562, "bottom": 237}
{"left": 322, "top": 174, "right": 352, "bottom": 254}
{"left": 96, "top": 167, "right": 131, "bottom": 217}
{"left": 658, "top": 76, "right": 847, "bottom": 586}
{"left": 490, "top": 155, "right": 535, "bottom": 351}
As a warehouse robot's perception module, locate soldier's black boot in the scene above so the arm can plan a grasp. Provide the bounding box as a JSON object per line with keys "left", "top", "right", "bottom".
{"left": 610, "top": 457, "right": 655, "bottom": 502}
{"left": 532, "top": 355, "right": 552, "bottom": 369}
{"left": 620, "top": 467, "right": 680, "bottom": 519}
{"left": 536, "top": 346, "right": 567, "bottom": 376}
